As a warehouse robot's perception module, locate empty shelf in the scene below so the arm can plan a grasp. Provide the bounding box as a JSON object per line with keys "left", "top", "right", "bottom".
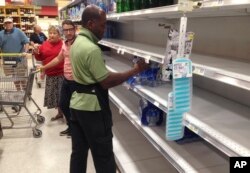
{"left": 111, "top": 104, "right": 178, "bottom": 173}
{"left": 104, "top": 53, "right": 250, "bottom": 156}
{"left": 100, "top": 39, "right": 250, "bottom": 90}
{"left": 110, "top": 85, "right": 229, "bottom": 173}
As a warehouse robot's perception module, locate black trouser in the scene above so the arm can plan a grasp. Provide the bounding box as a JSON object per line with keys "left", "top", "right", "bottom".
{"left": 70, "top": 109, "right": 116, "bottom": 173}
{"left": 59, "top": 78, "right": 75, "bottom": 130}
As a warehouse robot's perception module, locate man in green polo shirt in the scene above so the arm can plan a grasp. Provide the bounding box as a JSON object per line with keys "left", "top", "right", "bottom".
{"left": 70, "top": 5, "right": 148, "bottom": 173}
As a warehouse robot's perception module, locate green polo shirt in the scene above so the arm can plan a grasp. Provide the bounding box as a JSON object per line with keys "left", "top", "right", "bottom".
{"left": 70, "top": 28, "right": 109, "bottom": 111}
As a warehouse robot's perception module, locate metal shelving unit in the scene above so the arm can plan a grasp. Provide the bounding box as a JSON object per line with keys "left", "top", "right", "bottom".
{"left": 101, "top": 1, "right": 250, "bottom": 171}
{"left": 107, "top": 0, "right": 250, "bottom": 21}
{"left": 111, "top": 103, "right": 181, "bottom": 173}
{"left": 100, "top": 39, "right": 250, "bottom": 91}
{"left": 110, "top": 104, "right": 176, "bottom": 173}
{"left": 110, "top": 84, "right": 229, "bottom": 173}
{"left": 104, "top": 54, "right": 250, "bottom": 157}
{"left": 100, "top": 40, "right": 165, "bottom": 64}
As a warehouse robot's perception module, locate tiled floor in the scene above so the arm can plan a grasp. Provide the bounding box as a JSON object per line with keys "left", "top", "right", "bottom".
{"left": 0, "top": 83, "right": 96, "bottom": 173}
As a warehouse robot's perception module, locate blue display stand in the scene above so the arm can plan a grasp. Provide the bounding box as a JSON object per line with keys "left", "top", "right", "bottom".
{"left": 166, "top": 58, "right": 192, "bottom": 141}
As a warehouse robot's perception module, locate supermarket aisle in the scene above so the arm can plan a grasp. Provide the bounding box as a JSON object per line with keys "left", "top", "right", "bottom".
{"left": 0, "top": 80, "right": 95, "bottom": 173}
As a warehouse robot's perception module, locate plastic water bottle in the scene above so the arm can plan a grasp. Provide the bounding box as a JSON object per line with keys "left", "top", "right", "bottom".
{"left": 141, "top": 0, "right": 150, "bottom": 9}
{"left": 140, "top": 99, "right": 163, "bottom": 126}
{"left": 80, "top": 3, "right": 85, "bottom": 16}
{"left": 146, "top": 108, "right": 159, "bottom": 126}
{"left": 98, "top": 0, "right": 107, "bottom": 12}
{"left": 133, "top": 0, "right": 141, "bottom": 10}
{"left": 116, "top": 0, "right": 122, "bottom": 13}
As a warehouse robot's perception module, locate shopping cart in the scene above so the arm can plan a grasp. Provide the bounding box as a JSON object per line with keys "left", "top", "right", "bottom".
{"left": 0, "top": 53, "right": 45, "bottom": 138}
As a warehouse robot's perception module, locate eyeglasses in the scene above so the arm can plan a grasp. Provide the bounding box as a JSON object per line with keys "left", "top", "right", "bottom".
{"left": 63, "top": 28, "right": 75, "bottom": 32}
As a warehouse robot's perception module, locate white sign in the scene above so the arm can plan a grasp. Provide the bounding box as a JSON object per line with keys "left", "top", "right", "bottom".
{"left": 0, "top": 0, "right": 5, "bottom": 6}
{"left": 11, "top": 0, "right": 24, "bottom": 3}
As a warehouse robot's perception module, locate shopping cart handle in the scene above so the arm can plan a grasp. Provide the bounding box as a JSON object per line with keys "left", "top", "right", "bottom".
{"left": 0, "top": 53, "right": 24, "bottom": 57}
{"left": 0, "top": 53, "right": 33, "bottom": 58}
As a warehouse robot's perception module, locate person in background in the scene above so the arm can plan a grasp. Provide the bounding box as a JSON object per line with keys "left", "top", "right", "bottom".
{"left": 0, "top": 17, "right": 29, "bottom": 76}
{"left": 33, "top": 25, "right": 64, "bottom": 121}
{"left": 69, "top": 5, "right": 149, "bottom": 173}
{"left": 0, "top": 17, "right": 29, "bottom": 54}
{"left": 30, "top": 25, "right": 47, "bottom": 45}
{"left": 39, "top": 20, "right": 77, "bottom": 136}
{"left": 0, "top": 17, "right": 29, "bottom": 111}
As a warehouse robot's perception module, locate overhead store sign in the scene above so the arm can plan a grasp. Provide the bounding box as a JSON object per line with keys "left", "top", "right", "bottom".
{"left": 11, "top": 0, "right": 24, "bottom": 2}
{"left": 32, "top": 0, "right": 57, "bottom": 6}
{"left": 0, "top": 0, "right": 5, "bottom": 6}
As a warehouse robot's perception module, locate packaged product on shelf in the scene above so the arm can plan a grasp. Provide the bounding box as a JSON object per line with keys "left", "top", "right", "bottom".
{"left": 116, "top": 0, "right": 121, "bottom": 13}
{"left": 104, "top": 21, "right": 117, "bottom": 38}
{"left": 133, "top": 0, "right": 141, "bottom": 10}
{"left": 76, "top": 4, "right": 81, "bottom": 20}
{"left": 145, "top": 62, "right": 161, "bottom": 87}
{"left": 162, "top": 29, "right": 194, "bottom": 81}
{"left": 96, "top": 0, "right": 111, "bottom": 13}
{"left": 126, "top": 57, "right": 163, "bottom": 87}
{"left": 139, "top": 98, "right": 164, "bottom": 126}
{"left": 150, "top": 0, "right": 159, "bottom": 8}
{"left": 125, "top": 0, "right": 134, "bottom": 11}
{"left": 141, "top": 0, "right": 150, "bottom": 9}
{"left": 158, "top": 0, "right": 174, "bottom": 6}
{"left": 108, "top": 0, "right": 117, "bottom": 13}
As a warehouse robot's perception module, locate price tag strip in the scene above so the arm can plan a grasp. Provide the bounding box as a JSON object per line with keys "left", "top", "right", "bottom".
{"left": 193, "top": 66, "right": 205, "bottom": 76}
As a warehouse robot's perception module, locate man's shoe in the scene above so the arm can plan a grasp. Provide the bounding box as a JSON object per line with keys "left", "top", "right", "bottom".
{"left": 60, "top": 128, "right": 70, "bottom": 136}
{"left": 51, "top": 114, "right": 63, "bottom": 121}
{"left": 67, "top": 132, "right": 71, "bottom": 138}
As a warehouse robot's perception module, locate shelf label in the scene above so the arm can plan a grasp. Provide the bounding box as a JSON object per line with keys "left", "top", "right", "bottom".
{"left": 154, "top": 101, "right": 160, "bottom": 107}
{"left": 133, "top": 87, "right": 138, "bottom": 92}
{"left": 133, "top": 52, "right": 138, "bottom": 56}
{"left": 173, "top": 61, "right": 192, "bottom": 79}
{"left": 144, "top": 55, "right": 151, "bottom": 63}
{"left": 119, "top": 108, "right": 123, "bottom": 114}
{"left": 117, "top": 48, "right": 121, "bottom": 54}
{"left": 193, "top": 66, "right": 205, "bottom": 76}
{"left": 121, "top": 49, "right": 125, "bottom": 55}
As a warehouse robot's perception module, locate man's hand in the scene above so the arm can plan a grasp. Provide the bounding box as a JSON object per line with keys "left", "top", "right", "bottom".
{"left": 134, "top": 59, "right": 149, "bottom": 73}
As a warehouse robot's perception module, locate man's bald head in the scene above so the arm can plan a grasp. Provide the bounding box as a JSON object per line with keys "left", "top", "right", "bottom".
{"left": 34, "top": 25, "right": 42, "bottom": 33}
{"left": 81, "top": 5, "right": 106, "bottom": 40}
{"left": 81, "top": 5, "right": 105, "bottom": 27}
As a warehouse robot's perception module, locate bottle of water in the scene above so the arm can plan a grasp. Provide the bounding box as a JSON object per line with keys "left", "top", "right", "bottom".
{"left": 146, "top": 108, "right": 159, "bottom": 126}
{"left": 133, "top": 0, "right": 141, "bottom": 10}
{"left": 141, "top": 0, "right": 150, "bottom": 9}
{"left": 80, "top": 3, "right": 85, "bottom": 19}
{"left": 121, "top": 0, "right": 126, "bottom": 12}
{"left": 147, "top": 62, "right": 160, "bottom": 87}
{"left": 98, "top": 0, "right": 107, "bottom": 13}
{"left": 116, "top": 0, "right": 121, "bottom": 13}
{"left": 140, "top": 99, "right": 163, "bottom": 126}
